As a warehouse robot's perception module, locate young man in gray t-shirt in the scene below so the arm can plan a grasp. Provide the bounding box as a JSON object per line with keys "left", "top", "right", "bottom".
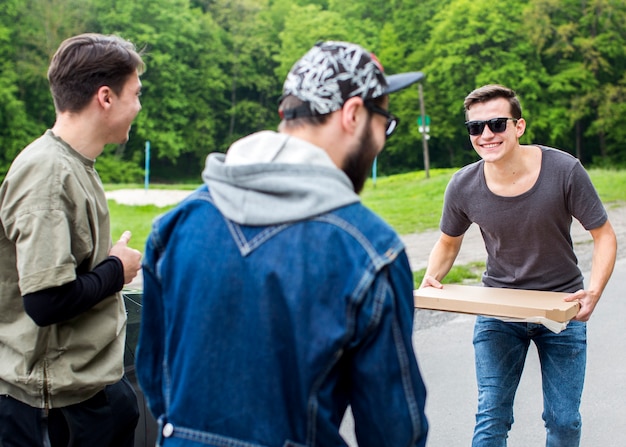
{"left": 420, "top": 84, "right": 616, "bottom": 446}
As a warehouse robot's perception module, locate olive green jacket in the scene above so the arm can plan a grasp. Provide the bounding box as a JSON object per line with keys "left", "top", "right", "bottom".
{"left": 0, "top": 131, "right": 126, "bottom": 408}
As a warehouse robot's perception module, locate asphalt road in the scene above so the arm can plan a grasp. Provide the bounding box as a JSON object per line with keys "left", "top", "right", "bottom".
{"left": 340, "top": 257, "right": 626, "bottom": 446}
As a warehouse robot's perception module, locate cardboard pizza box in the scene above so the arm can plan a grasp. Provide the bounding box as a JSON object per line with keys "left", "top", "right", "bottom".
{"left": 414, "top": 284, "right": 579, "bottom": 323}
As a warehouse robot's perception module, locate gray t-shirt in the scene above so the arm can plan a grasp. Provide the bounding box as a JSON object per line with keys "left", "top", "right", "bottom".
{"left": 441, "top": 146, "right": 607, "bottom": 292}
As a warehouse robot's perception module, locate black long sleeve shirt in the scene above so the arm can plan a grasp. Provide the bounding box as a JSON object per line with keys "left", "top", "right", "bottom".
{"left": 23, "top": 256, "right": 124, "bottom": 326}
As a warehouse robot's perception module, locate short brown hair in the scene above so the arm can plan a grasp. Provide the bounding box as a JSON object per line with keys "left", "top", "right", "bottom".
{"left": 463, "top": 84, "right": 522, "bottom": 119}
{"left": 47, "top": 33, "right": 145, "bottom": 113}
{"left": 278, "top": 95, "right": 332, "bottom": 130}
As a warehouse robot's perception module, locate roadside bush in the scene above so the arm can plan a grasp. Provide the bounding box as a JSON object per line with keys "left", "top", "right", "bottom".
{"left": 96, "top": 155, "right": 145, "bottom": 183}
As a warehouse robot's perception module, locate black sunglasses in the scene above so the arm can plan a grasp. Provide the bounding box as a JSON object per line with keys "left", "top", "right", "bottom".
{"left": 364, "top": 102, "right": 399, "bottom": 138}
{"left": 465, "top": 117, "right": 517, "bottom": 136}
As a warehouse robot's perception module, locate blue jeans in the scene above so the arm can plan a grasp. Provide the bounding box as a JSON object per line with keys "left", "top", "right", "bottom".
{"left": 471, "top": 317, "right": 586, "bottom": 447}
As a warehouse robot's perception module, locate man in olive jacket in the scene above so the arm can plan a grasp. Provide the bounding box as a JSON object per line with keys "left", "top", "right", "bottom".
{"left": 0, "top": 33, "right": 144, "bottom": 446}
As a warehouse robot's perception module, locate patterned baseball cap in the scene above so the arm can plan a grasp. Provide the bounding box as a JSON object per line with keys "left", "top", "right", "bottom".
{"left": 280, "top": 41, "right": 424, "bottom": 120}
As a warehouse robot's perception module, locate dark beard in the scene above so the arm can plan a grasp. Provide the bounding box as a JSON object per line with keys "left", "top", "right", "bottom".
{"left": 342, "top": 122, "right": 379, "bottom": 194}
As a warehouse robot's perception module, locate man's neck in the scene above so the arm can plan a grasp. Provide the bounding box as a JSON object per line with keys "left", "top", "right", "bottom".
{"left": 483, "top": 145, "right": 542, "bottom": 197}
{"left": 51, "top": 114, "right": 104, "bottom": 160}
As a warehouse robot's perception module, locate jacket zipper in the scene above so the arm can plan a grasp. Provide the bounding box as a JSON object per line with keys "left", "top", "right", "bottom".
{"left": 40, "top": 359, "right": 53, "bottom": 447}
{"left": 42, "top": 358, "right": 50, "bottom": 414}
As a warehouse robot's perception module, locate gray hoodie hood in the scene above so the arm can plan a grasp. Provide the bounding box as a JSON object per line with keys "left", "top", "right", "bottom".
{"left": 202, "top": 131, "right": 360, "bottom": 226}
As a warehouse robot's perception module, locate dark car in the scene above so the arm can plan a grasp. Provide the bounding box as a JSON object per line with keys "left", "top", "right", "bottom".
{"left": 124, "top": 290, "right": 159, "bottom": 446}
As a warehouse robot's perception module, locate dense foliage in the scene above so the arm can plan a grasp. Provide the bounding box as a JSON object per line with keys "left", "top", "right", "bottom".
{"left": 2, "top": 0, "right": 626, "bottom": 182}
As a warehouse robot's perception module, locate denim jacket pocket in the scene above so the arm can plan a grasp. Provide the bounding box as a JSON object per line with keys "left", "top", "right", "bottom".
{"left": 283, "top": 441, "right": 307, "bottom": 447}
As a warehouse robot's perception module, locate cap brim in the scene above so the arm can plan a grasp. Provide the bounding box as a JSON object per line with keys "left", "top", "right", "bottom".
{"left": 384, "top": 71, "right": 425, "bottom": 94}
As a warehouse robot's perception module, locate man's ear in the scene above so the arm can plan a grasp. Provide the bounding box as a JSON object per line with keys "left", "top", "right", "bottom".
{"left": 341, "top": 96, "right": 366, "bottom": 136}
{"left": 515, "top": 117, "right": 526, "bottom": 139}
{"left": 96, "top": 86, "right": 113, "bottom": 109}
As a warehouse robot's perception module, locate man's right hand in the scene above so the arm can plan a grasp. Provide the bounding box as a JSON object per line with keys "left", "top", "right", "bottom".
{"left": 109, "top": 230, "right": 142, "bottom": 284}
{"left": 419, "top": 274, "right": 443, "bottom": 289}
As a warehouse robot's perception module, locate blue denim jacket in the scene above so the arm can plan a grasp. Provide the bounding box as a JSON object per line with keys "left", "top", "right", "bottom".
{"left": 136, "top": 133, "right": 428, "bottom": 447}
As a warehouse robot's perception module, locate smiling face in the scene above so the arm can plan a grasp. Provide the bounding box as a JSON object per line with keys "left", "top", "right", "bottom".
{"left": 108, "top": 71, "right": 142, "bottom": 145}
{"left": 466, "top": 97, "right": 525, "bottom": 165}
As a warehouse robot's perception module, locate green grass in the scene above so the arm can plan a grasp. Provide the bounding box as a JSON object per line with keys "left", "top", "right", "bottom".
{"left": 361, "top": 168, "right": 455, "bottom": 234}
{"left": 412, "top": 262, "right": 486, "bottom": 288}
{"left": 108, "top": 201, "right": 175, "bottom": 251}
{"left": 107, "top": 184, "right": 199, "bottom": 250}
{"left": 107, "top": 168, "right": 626, "bottom": 284}
{"left": 587, "top": 168, "right": 626, "bottom": 204}
{"left": 105, "top": 183, "right": 199, "bottom": 192}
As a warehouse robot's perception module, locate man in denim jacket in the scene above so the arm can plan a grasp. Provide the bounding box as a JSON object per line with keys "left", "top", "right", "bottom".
{"left": 136, "top": 41, "right": 428, "bottom": 447}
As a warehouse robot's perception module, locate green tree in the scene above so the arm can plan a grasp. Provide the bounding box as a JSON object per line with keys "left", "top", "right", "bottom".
{"left": 0, "top": 0, "right": 91, "bottom": 181}
{"left": 418, "top": 0, "right": 543, "bottom": 167}
{"left": 14, "top": 0, "right": 90, "bottom": 125}
{"left": 276, "top": 4, "right": 356, "bottom": 78}
{"left": 208, "top": 0, "right": 284, "bottom": 145}
{"left": 327, "top": 0, "right": 392, "bottom": 51}
{"left": 92, "top": 0, "right": 230, "bottom": 180}
{"left": 372, "top": 0, "right": 446, "bottom": 173}
{"left": 524, "top": 0, "right": 626, "bottom": 163}
{"left": 3, "top": 0, "right": 626, "bottom": 182}
{"left": 0, "top": 0, "right": 31, "bottom": 179}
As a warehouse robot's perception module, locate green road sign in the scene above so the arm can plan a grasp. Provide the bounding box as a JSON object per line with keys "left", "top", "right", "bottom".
{"left": 417, "top": 115, "right": 430, "bottom": 133}
{"left": 417, "top": 115, "right": 431, "bottom": 126}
